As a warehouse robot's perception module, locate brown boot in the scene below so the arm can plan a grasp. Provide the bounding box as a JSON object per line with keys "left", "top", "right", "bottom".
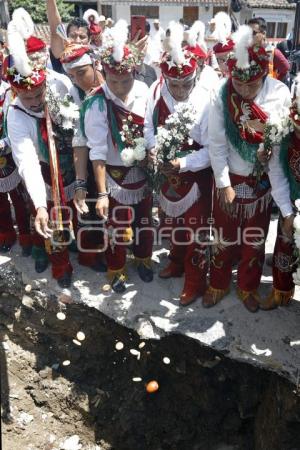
{"left": 202, "top": 286, "right": 230, "bottom": 308}
{"left": 159, "top": 261, "right": 184, "bottom": 279}
{"left": 260, "top": 288, "right": 294, "bottom": 310}
{"left": 180, "top": 284, "right": 204, "bottom": 307}
{"left": 237, "top": 288, "right": 260, "bottom": 313}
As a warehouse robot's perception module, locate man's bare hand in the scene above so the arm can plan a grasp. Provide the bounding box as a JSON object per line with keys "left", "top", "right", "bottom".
{"left": 220, "top": 186, "right": 236, "bottom": 204}
{"left": 131, "top": 34, "right": 148, "bottom": 52}
{"left": 282, "top": 214, "right": 295, "bottom": 240}
{"left": 35, "top": 207, "right": 52, "bottom": 239}
{"left": 159, "top": 159, "right": 180, "bottom": 177}
{"left": 95, "top": 196, "right": 109, "bottom": 221}
{"left": 73, "top": 189, "right": 89, "bottom": 215}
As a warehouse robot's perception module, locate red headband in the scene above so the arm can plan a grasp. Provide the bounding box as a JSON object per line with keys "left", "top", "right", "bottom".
{"left": 6, "top": 55, "right": 46, "bottom": 90}
{"left": 160, "top": 46, "right": 199, "bottom": 79}
{"left": 213, "top": 39, "right": 234, "bottom": 56}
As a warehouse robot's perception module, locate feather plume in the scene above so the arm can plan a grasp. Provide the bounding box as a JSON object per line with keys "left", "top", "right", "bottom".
{"left": 232, "top": 25, "right": 253, "bottom": 69}
{"left": 168, "top": 21, "right": 184, "bottom": 65}
{"left": 214, "top": 12, "right": 232, "bottom": 44}
{"left": 12, "top": 8, "right": 34, "bottom": 40}
{"left": 110, "top": 20, "right": 129, "bottom": 63}
{"left": 83, "top": 9, "right": 100, "bottom": 24}
{"left": 187, "top": 21, "right": 205, "bottom": 48}
{"left": 7, "top": 20, "right": 31, "bottom": 77}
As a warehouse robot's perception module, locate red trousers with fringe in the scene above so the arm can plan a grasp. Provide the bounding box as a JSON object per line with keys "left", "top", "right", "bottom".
{"left": 0, "top": 183, "right": 31, "bottom": 247}
{"left": 210, "top": 174, "right": 272, "bottom": 292}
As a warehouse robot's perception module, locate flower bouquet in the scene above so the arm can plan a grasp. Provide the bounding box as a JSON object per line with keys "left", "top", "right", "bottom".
{"left": 255, "top": 106, "right": 292, "bottom": 179}
{"left": 151, "top": 102, "right": 197, "bottom": 191}
{"left": 46, "top": 87, "right": 79, "bottom": 130}
{"left": 264, "top": 106, "right": 292, "bottom": 153}
{"left": 120, "top": 115, "right": 146, "bottom": 167}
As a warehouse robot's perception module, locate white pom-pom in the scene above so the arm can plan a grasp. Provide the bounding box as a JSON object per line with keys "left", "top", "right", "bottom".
{"left": 12, "top": 7, "right": 34, "bottom": 40}
{"left": 232, "top": 25, "right": 253, "bottom": 69}
{"left": 214, "top": 12, "right": 232, "bottom": 44}
{"left": 83, "top": 9, "right": 100, "bottom": 25}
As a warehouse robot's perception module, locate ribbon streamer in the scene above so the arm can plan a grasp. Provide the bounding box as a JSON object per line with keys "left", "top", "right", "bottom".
{"left": 45, "top": 105, "right": 63, "bottom": 231}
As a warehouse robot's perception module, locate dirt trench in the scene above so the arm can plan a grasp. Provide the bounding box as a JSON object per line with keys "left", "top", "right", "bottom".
{"left": 1, "top": 282, "right": 300, "bottom": 450}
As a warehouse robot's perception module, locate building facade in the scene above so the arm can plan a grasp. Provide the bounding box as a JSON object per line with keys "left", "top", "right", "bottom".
{"left": 66, "top": 0, "right": 296, "bottom": 39}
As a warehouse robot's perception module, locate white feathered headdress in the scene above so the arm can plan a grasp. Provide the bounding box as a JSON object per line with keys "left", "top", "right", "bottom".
{"left": 7, "top": 8, "right": 33, "bottom": 77}
{"left": 167, "top": 21, "right": 185, "bottom": 65}
{"left": 83, "top": 9, "right": 100, "bottom": 24}
{"left": 214, "top": 12, "right": 232, "bottom": 45}
{"left": 109, "top": 19, "right": 128, "bottom": 62}
{"left": 101, "top": 20, "right": 140, "bottom": 73}
{"left": 187, "top": 20, "right": 207, "bottom": 52}
{"left": 232, "top": 25, "right": 253, "bottom": 69}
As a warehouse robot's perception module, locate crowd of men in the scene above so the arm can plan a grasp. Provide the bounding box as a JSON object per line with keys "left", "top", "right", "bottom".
{"left": 0, "top": 1, "right": 299, "bottom": 314}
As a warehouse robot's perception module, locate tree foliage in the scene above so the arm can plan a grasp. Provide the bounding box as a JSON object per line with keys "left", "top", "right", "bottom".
{"left": 8, "top": 0, "right": 74, "bottom": 23}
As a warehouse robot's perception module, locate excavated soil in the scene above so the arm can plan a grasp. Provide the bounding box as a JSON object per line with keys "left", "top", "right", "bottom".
{"left": 1, "top": 291, "right": 300, "bottom": 450}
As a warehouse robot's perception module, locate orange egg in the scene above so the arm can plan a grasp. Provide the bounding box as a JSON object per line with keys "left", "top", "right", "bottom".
{"left": 146, "top": 380, "right": 159, "bottom": 393}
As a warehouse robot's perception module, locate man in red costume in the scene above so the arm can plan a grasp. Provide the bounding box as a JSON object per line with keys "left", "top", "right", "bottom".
{"left": 144, "top": 22, "right": 218, "bottom": 306}
{"left": 261, "top": 75, "right": 300, "bottom": 309}
{"left": 0, "top": 51, "right": 32, "bottom": 254}
{"left": 204, "top": 25, "right": 291, "bottom": 312}
{"left": 81, "top": 20, "right": 153, "bottom": 293}
{"left": 6, "top": 9, "right": 78, "bottom": 288}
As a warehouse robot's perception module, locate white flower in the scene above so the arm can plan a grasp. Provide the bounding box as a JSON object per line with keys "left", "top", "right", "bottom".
{"left": 133, "top": 145, "right": 146, "bottom": 161}
{"left": 294, "top": 199, "right": 300, "bottom": 211}
{"left": 60, "top": 103, "right": 79, "bottom": 120}
{"left": 121, "top": 147, "right": 135, "bottom": 167}
{"left": 292, "top": 272, "right": 300, "bottom": 285}
{"left": 134, "top": 137, "right": 146, "bottom": 147}
{"left": 62, "top": 119, "right": 73, "bottom": 130}
{"left": 293, "top": 215, "right": 300, "bottom": 231}
{"left": 294, "top": 235, "right": 300, "bottom": 249}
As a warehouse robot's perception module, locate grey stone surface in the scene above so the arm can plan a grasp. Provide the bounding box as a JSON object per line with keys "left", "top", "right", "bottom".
{"left": 1, "top": 218, "right": 300, "bottom": 385}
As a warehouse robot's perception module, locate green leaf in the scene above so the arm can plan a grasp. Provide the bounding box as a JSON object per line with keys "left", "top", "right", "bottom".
{"left": 9, "top": 0, "right": 74, "bottom": 23}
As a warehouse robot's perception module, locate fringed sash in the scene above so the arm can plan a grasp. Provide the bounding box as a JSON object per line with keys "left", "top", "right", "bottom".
{"left": 218, "top": 172, "right": 272, "bottom": 219}
{"left": 106, "top": 165, "right": 147, "bottom": 205}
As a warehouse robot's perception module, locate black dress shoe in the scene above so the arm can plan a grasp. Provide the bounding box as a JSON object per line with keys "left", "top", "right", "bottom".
{"left": 22, "top": 245, "right": 32, "bottom": 257}
{"left": 35, "top": 259, "right": 49, "bottom": 273}
{"left": 0, "top": 243, "right": 12, "bottom": 253}
{"left": 57, "top": 272, "right": 72, "bottom": 288}
{"left": 111, "top": 273, "right": 126, "bottom": 294}
{"left": 137, "top": 263, "right": 153, "bottom": 283}
{"left": 91, "top": 261, "right": 107, "bottom": 273}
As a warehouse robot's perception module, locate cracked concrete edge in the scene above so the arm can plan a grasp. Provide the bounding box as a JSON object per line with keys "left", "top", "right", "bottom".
{"left": 0, "top": 243, "right": 300, "bottom": 386}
